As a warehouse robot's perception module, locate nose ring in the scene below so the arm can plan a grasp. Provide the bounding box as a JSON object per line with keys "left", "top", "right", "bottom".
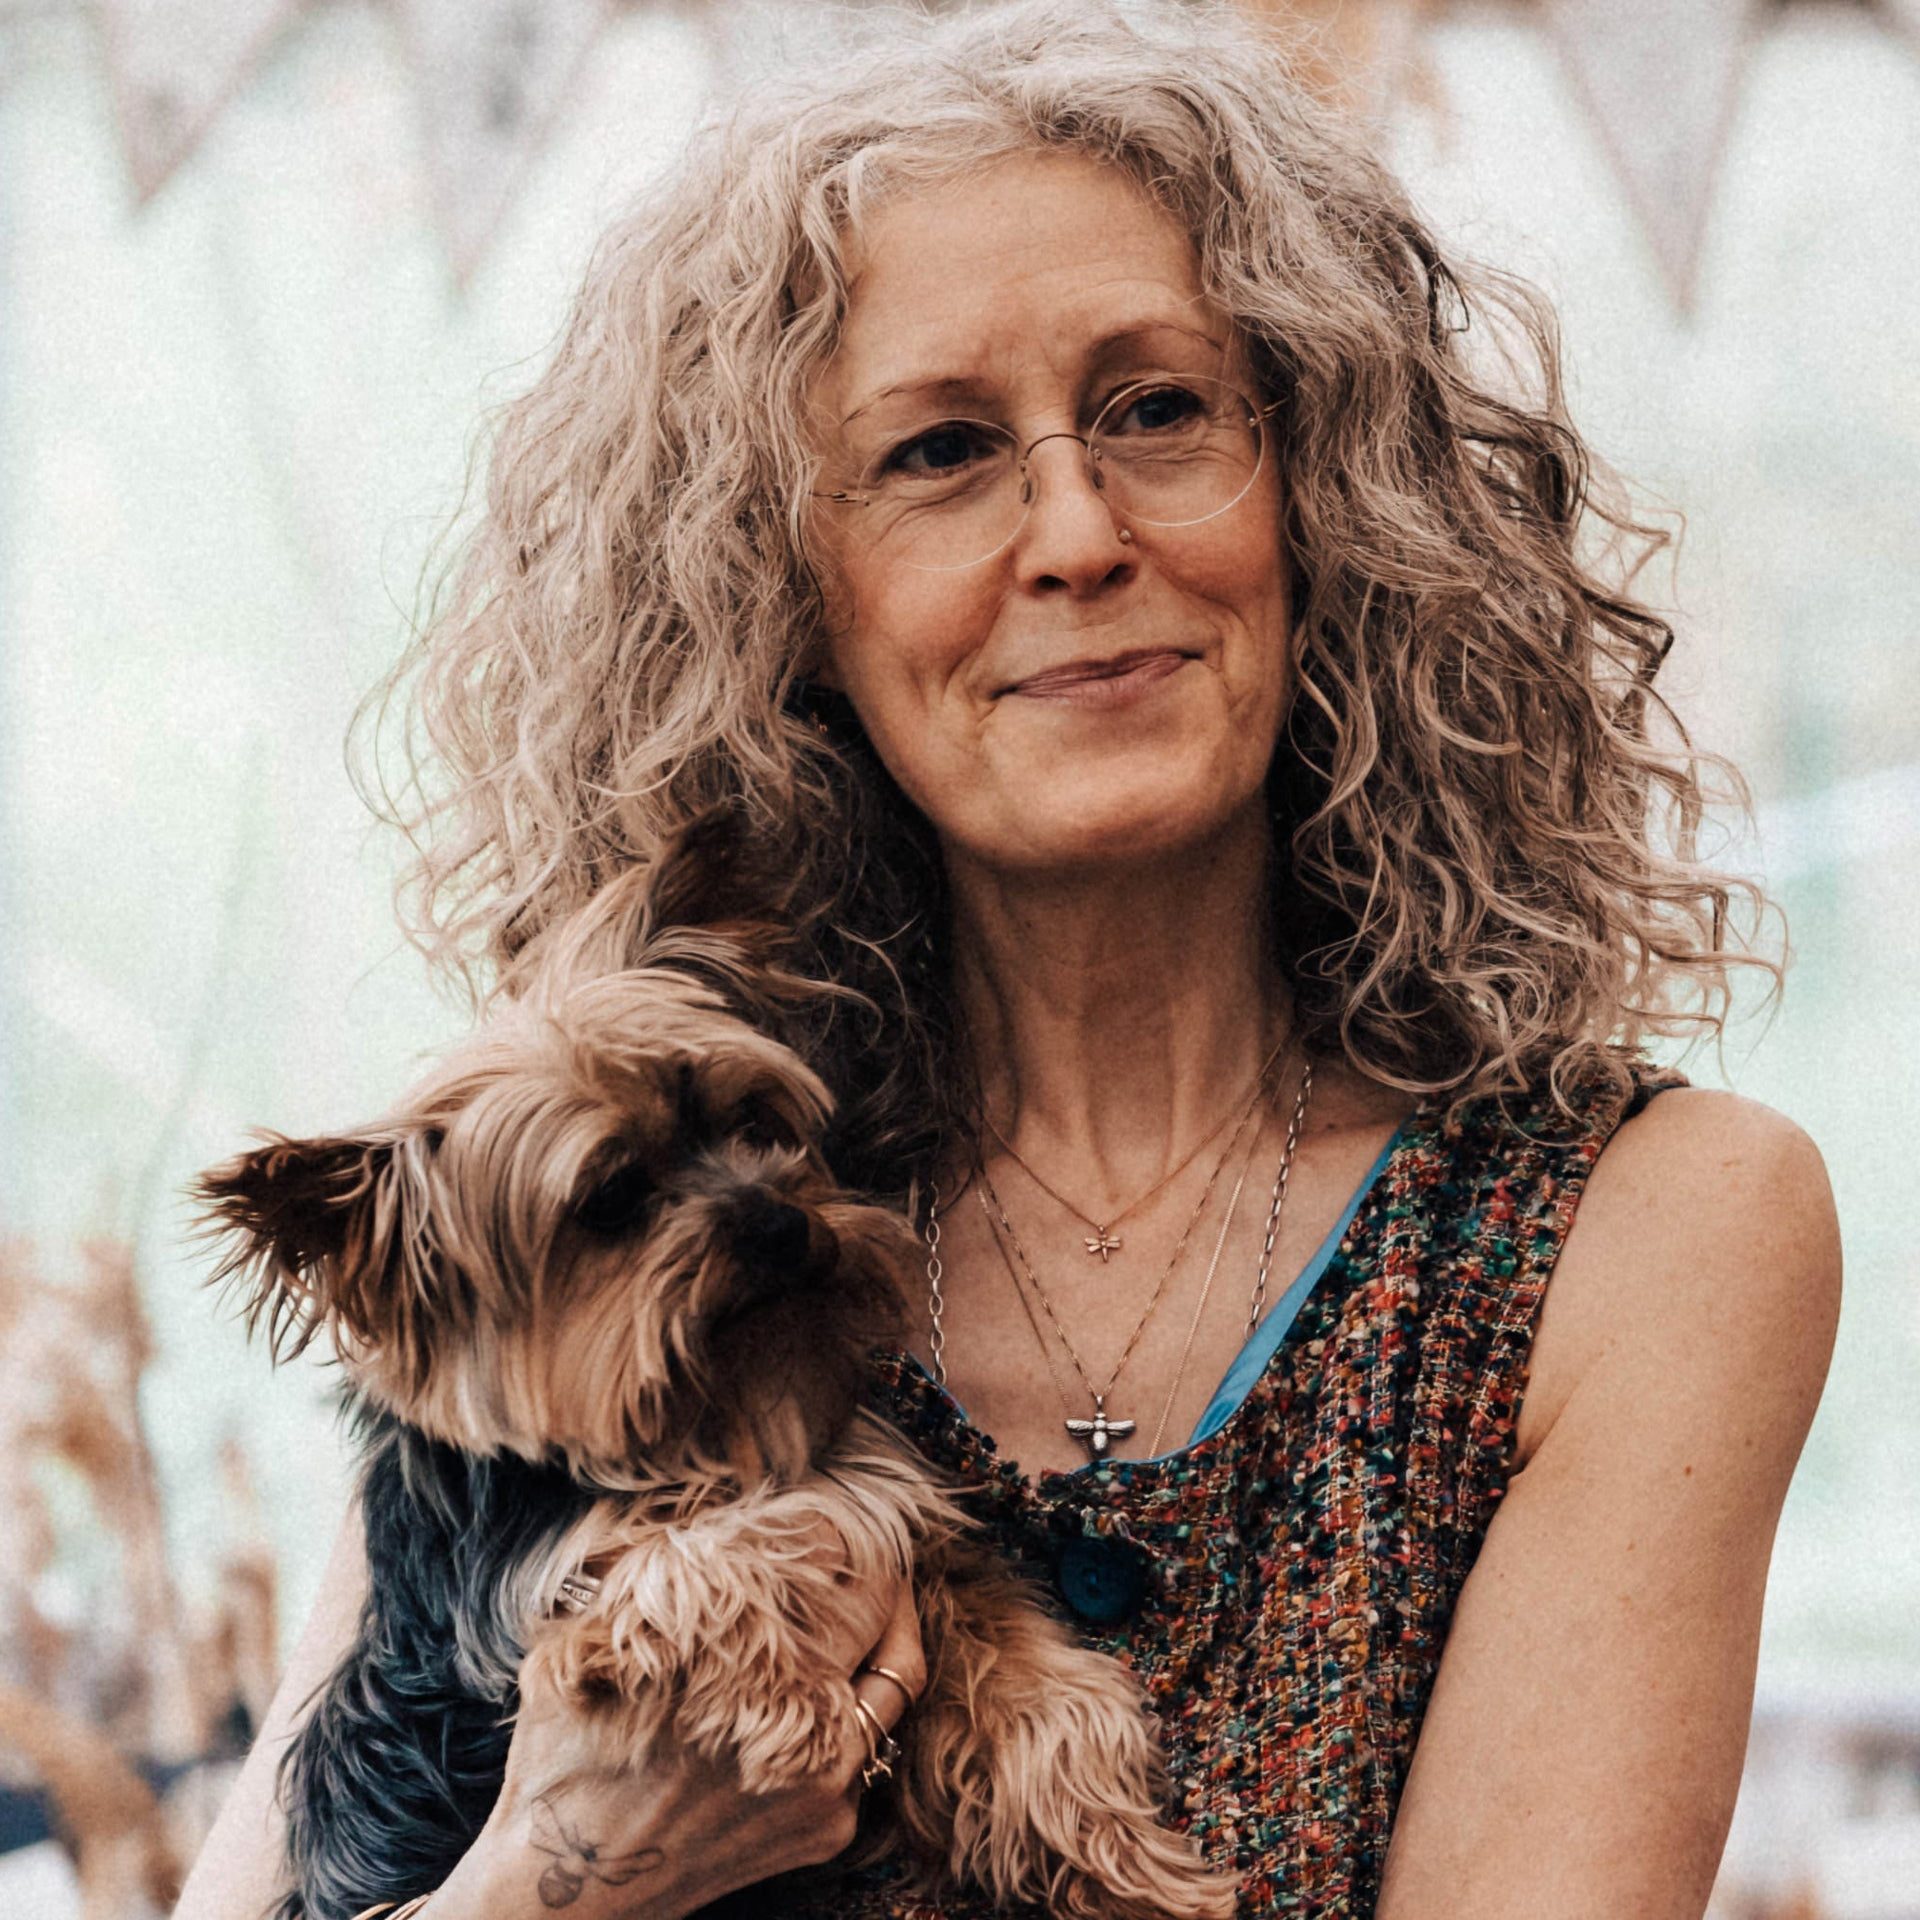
{"left": 1117, "top": 528, "right": 1134, "bottom": 545}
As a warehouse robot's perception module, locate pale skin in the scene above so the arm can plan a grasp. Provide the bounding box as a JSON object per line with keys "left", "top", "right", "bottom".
{"left": 176, "top": 154, "right": 1840, "bottom": 1920}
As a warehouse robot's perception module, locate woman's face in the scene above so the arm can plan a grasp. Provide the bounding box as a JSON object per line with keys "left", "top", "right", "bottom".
{"left": 808, "top": 152, "right": 1293, "bottom": 880}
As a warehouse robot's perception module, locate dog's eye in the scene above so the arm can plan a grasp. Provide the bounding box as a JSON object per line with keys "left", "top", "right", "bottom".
{"left": 575, "top": 1162, "right": 656, "bottom": 1236}
{"left": 736, "top": 1097, "right": 802, "bottom": 1153}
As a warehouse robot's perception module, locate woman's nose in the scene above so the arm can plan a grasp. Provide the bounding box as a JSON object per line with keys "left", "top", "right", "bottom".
{"left": 1013, "top": 434, "right": 1134, "bottom": 591}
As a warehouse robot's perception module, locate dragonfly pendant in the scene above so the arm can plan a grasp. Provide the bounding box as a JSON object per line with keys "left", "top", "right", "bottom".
{"left": 1083, "top": 1229, "right": 1123, "bottom": 1261}
{"left": 1065, "top": 1395, "right": 1136, "bottom": 1461}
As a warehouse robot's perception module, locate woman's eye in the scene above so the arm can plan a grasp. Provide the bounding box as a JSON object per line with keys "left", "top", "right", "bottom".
{"left": 575, "top": 1162, "right": 655, "bottom": 1236}
{"left": 1108, "top": 383, "right": 1208, "bottom": 436}
{"left": 882, "top": 421, "right": 999, "bottom": 480}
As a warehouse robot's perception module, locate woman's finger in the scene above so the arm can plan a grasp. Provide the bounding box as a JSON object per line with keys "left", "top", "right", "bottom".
{"left": 828, "top": 1576, "right": 922, "bottom": 1801}
{"left": 851, "top": 1576, "right": 926, "bottom": 1734}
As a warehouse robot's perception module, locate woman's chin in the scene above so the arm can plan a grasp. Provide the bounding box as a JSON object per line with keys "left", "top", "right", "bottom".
{"left": 957, "top": 775, "right": 1268, "bottom": 881}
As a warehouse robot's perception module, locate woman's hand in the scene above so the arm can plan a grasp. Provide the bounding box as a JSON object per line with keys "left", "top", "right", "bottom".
{"left": 429, "top": 1566, "right": 927, "bottom": 1920}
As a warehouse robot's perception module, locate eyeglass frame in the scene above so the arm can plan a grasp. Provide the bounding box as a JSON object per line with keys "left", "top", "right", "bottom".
{"left": 808, "top": 375, "right": 1286, "bottom": 573}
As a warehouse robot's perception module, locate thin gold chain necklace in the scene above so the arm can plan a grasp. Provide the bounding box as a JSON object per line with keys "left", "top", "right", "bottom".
{"left": 1148, "top": 1059, "right": 1315, "bottom": 1451}
{"left": 974, "top": 1194, "right": 1085, "bottom": 1419}
{"left": 983, "top": 1034, "right": 1288, "bottom": 1261}
{"left": 973, "top": 1051, "right": 1283, "bottom": 1460}
{"left": 1142, "top": 1086, "right": 1268, "bottom": 1456}
{"left": 923, "top": 1058, "right": 1315, "bottom": 1464}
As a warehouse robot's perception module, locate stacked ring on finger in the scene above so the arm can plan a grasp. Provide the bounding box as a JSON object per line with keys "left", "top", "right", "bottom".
{"left": 851, "top": 1693, "right": 903, "bottom": 1789}
{"left": 857, "top": 1662, "right": 919, "bottom": 1713}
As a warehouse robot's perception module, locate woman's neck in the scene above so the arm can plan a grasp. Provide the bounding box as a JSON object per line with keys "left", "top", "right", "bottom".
{"left": 945, "top": 803, "right": 1286, "bottom": 1209}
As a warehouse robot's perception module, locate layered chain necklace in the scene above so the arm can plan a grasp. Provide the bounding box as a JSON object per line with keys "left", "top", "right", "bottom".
{"left": 982, "top": 1070, "right": 1256, "bottom": 1263}
{"left": 923, "top": 1046, "right": 1315, "bottom": 1462}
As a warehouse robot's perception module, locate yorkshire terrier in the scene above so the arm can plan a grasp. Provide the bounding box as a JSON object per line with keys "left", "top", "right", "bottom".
{"left": 193, "top": 857, "right": 1236, "bottom": 1920}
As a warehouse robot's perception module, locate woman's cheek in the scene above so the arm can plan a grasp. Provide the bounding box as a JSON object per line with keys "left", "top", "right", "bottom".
{"left": 843, "top": 576, "right": 989, "bottom": 731}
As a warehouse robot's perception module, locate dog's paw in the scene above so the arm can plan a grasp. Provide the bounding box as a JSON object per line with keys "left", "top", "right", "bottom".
{"left": 523, "top": 1607, "right": 859, "bottom": 1795}
{"left": 721, "top": 1672, "right": 857, "bottom": 1795}
{"left": 520, "top": 1609, "right": 683, "bottom": 1759}
{"left": 1039, "top": 1813, "right": 1240, "bottom": 1920}
{"left": 903, "top": 1576, "right": 1240, "bottom": 1920}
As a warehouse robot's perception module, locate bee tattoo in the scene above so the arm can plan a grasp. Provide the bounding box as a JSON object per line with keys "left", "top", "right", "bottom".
{"left": 529, "top": 1791, "right": 666, "bottom": 1909}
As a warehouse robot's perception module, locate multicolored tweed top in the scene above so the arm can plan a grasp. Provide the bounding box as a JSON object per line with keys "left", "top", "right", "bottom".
{"left": 768, "top": 1059, "right": 1680, "bottom": 1920}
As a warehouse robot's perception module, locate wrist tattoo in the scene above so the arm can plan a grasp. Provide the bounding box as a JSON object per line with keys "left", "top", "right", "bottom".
{"left": 528, "top": 1790, "right": 665, "bottom": 1910}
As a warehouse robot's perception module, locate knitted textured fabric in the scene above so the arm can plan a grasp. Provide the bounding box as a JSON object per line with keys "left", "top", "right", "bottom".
{"left": 754, "top": 1059, "right": 1682, "bottom": 1920}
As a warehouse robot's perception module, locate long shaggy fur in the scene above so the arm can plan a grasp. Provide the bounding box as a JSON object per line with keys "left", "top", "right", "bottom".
{"left": 194, "top": 863, "right": 1235, "bottom": 1920}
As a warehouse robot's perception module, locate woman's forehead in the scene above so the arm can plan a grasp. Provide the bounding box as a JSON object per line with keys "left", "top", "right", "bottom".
{"left": 819, "top": 151, "right": 1226, "bottom": 422}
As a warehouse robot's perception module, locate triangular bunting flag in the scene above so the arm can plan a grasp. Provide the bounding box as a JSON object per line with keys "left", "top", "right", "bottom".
{"left": 1239, "top": 0, "right": 1436, "bottom": 122}
{"left": 95, "top": 0, "right": 302, "bottom": 202}
{"left": 1883, "top": 0, "right": 1920, "bottom": 53}
{"left": 1542, "top": 0, "right": 1763, "bottom": 310}
{"left": 397, "top": 0, "right": 614, "bottom": 286}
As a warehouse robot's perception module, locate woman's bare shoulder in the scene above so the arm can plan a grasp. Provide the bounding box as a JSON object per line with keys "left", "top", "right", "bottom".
{"left": 1513, "top": 1085, "right": 1841, "bottom": 1470}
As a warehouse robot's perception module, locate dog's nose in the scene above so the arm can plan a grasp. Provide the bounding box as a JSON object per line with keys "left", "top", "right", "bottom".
{"left": 727, "top": 1193, "right": 815, "bottom": 1277}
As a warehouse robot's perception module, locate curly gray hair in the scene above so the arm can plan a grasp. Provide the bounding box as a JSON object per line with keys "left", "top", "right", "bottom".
{"left": 367, "top": 0, "right": 1776, "bottom": 1193}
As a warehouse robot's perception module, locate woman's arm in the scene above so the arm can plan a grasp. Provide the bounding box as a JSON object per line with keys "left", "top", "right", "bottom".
{"left": 175, "top": 1504, "right": 369, "bottom": 1920}
{"left": 177, "top": 1494, "right": 925, "bottom": 1920}
{"left": 1377, "top": 1089, "right": 1841, "bottom": 1920}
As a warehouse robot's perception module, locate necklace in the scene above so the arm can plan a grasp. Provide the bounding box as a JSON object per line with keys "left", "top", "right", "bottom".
{"left": 921, "top": 1056, "right": 1316, "bottom": 1462}
{"left": 972, "top": 1053, "right": 1281, "bottom": 1460}
{"left": 974, "top": 1193, "right": 1085, "bottom": 1418}
{"left": 983, "top": 1034, "right": 1290, "bottom": 1260}
{"left": 1143, "top": 1088, "right": 1266, "bottom": 1457}
{"left": 1146, "top": 1059, "right": 1315, "bottom": 1451}
{"left": 1245, "top": 1058, "right": 1314, "bottom": 1338}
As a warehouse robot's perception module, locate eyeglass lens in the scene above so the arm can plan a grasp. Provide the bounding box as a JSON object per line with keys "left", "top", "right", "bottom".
{"left": 844, "top": 375, "right": 1267, "bottom": 573}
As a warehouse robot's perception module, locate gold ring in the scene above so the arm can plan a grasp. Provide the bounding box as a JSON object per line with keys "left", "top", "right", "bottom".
{"left": 851, "top": 1692, "right": 901, "bottom": 1788}
{"left": 857, "top": 1662, "right": 920, "bottom": 1711}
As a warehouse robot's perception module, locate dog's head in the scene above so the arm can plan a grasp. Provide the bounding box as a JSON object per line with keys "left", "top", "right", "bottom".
{"left": 193, "top": 966, "right": 913, "bottom": 1486}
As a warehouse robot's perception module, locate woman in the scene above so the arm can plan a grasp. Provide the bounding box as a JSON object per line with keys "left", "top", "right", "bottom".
{"left": 177, "top": 4, "right": 1839, "bottom": 1917}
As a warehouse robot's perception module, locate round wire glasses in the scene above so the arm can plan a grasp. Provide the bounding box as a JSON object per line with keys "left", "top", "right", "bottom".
{"left": 813, "top": 375, "right": 1278, "bottom": 573}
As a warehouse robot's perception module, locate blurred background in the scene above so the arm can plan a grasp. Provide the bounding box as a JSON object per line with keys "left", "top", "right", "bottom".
{"left": 0, "top": 1, "right": 1914, "bottom": 1914}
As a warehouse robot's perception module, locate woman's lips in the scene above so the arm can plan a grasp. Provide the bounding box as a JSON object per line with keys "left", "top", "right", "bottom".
{"left": 1002, "top": 649, "right": 1195, "bottom": 704}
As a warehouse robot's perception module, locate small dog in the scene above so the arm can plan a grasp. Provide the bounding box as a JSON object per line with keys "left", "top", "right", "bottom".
{"left": 194, "top": 861, "right": 1236, "bottom": 1920}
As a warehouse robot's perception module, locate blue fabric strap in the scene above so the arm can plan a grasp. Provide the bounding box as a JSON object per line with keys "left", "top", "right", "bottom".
{"left": 1172, "top": 1128, "right": 1403, "bottom": 1453}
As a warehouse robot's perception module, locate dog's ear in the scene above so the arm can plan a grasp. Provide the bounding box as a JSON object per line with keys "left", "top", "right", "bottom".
{"left": 191, "top": 1133, "right": 414, "bottom": 1363}
{"left": 645, "top": 804, "right": 802, "bottom": 946}
{"left": 624, "top": 806, "right": 828, "bottom": 1019}
{"left": 509, "top": 804, "right": 825, "bottom": 1018}
{"left": 583, "top": 803, "right": 797, "bottom": 963}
